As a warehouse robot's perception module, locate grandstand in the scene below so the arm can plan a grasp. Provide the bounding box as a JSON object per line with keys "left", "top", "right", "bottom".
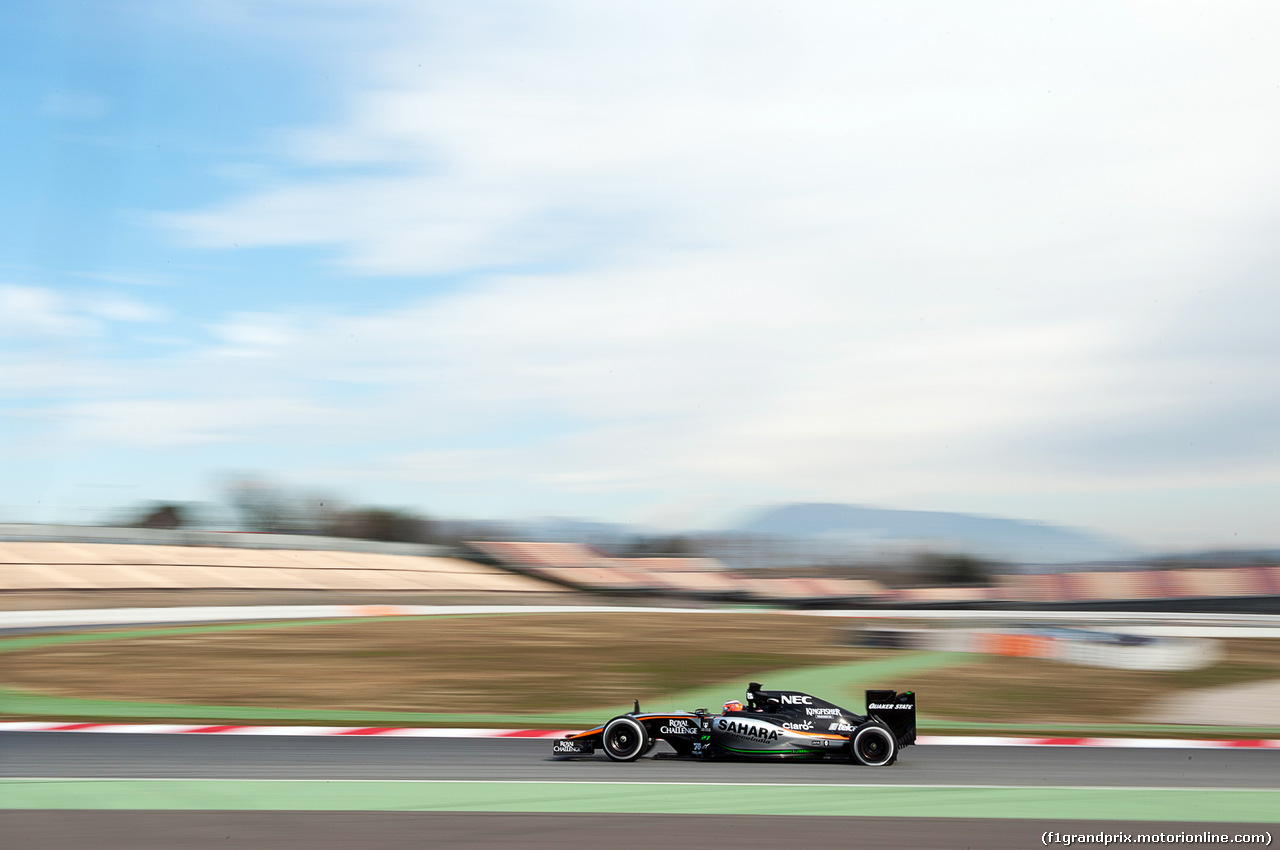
{"left": 1000, "top": 566, "right": 1280, "bottom": 605}
{"left": 468, "top": 541, "right": 889, "bottom": 603}
{"left": 3, "top": 531, "right": 1276, "bottom": 612}
{"left": 0, "top": 541, "right": 563, "bottom": 604}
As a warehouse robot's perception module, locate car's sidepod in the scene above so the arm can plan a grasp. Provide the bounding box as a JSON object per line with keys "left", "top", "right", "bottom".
{"left": 709, "top": 712, "right": 846, "bottom": 757}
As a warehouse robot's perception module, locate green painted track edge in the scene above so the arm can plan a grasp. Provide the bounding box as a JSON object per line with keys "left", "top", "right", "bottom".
{"left": 0, "top": 780, "right": 1277, "bottom": 822}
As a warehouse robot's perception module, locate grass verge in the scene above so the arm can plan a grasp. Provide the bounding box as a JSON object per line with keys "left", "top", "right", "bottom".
{"left": 2, "top": 613, "right": 1278, "bottom": 737}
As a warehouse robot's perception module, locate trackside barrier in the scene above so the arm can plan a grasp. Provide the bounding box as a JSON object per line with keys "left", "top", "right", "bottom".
{"left": 854, "top": 626, "right": 1221, "bottom": 671}
{"left": 6, "top": 605, "right": 1280, "bottom": 636}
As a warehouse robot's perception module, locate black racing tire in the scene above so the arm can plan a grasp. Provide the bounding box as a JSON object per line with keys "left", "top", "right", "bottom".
{"left": 602, "top": 716, "right": 650, "bottom": 762}
{"left": 850, "top": 722, "right": 897, "bottom": 767}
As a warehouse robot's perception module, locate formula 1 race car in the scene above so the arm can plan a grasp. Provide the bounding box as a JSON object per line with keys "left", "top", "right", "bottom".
{"left": 551, "top": 682, "right": 915, "bottom": 766}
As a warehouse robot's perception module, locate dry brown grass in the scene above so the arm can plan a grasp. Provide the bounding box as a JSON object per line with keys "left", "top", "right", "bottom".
{"left": 897, "top": 639, "right": 1280, "bottom": 724}
{"left": 2, "top": 613, "right": 863, "bottom": 713}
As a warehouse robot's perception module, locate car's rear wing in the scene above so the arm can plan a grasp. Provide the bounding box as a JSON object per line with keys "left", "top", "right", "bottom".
{"left": 865, "top": 689, "right": 916, "bottom": 747}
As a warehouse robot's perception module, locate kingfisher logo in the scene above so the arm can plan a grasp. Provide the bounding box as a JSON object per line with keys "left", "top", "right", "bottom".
{"left": 716, "top": 718, "right": 781, "bottom": 742}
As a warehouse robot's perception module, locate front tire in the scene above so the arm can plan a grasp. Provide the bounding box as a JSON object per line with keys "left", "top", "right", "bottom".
{"left": 850, "top": 723, "right": 897, "bottom": 766}
{"left": 602, "top": 717, "right": 650, "bottom": 762}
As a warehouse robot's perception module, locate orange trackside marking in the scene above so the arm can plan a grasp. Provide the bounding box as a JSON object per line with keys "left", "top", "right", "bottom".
{"left": 353, "top": 605, "right": 406, "bottom": 617}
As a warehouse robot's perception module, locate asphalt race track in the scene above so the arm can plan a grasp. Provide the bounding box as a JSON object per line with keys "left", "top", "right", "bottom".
{"left": 3, "top": 734, "right": 1277, "bottom": 848}
{"left": 3, "top": 733, "right": 1279, "bottom": 786}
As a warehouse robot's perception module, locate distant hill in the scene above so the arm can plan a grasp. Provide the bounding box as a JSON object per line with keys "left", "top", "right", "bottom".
{"left": 733, "top": 502, "right": 1131, "bottom": 565}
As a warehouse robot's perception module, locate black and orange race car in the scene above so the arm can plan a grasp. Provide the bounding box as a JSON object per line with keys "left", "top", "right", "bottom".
{"left": 552, "top": 682, "right": 915, "bottom": 766}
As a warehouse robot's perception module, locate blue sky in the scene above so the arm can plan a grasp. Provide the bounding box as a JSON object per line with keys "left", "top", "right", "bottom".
{"left": 2, "top": 1, "right": 1279, "bottom": 550}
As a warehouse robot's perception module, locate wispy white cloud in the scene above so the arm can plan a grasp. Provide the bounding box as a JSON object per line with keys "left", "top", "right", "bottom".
{"left": 207, "top": 313, "right": 298, "bottom": 358}
{"left": 72, "top": 270, "right": 174, "bottom": 288}
{"left": 0, "top": 285, "right": 96, "bottom": 338}
{"left": 57, "top": 396, "right": 328, "bottom": 447}
{"left": 0, "top": 286, "right": 172, "bottom": 404}
{"left": 18, "top": 1, "right": 1280, "bottom": 544}
{"left": 0, "top": 285, "right": 166, "bottom": 339}
{"left": 162, "top": 2, "right": 1280, "bottom": 282}
{"left": 82, "top": 296, "right": 168, "bottom": 324}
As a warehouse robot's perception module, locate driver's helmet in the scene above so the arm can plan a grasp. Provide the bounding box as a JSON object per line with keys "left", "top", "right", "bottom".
{"left": 722, "top": 700, "right": 743, "bottom": 713}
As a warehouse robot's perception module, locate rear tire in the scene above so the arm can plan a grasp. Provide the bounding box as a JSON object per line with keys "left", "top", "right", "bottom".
{"left": 602, "top": 717, "right": 650, "bottom": 762}
{"left": 850, "top": 723, "right": 897, "bottom": 766}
